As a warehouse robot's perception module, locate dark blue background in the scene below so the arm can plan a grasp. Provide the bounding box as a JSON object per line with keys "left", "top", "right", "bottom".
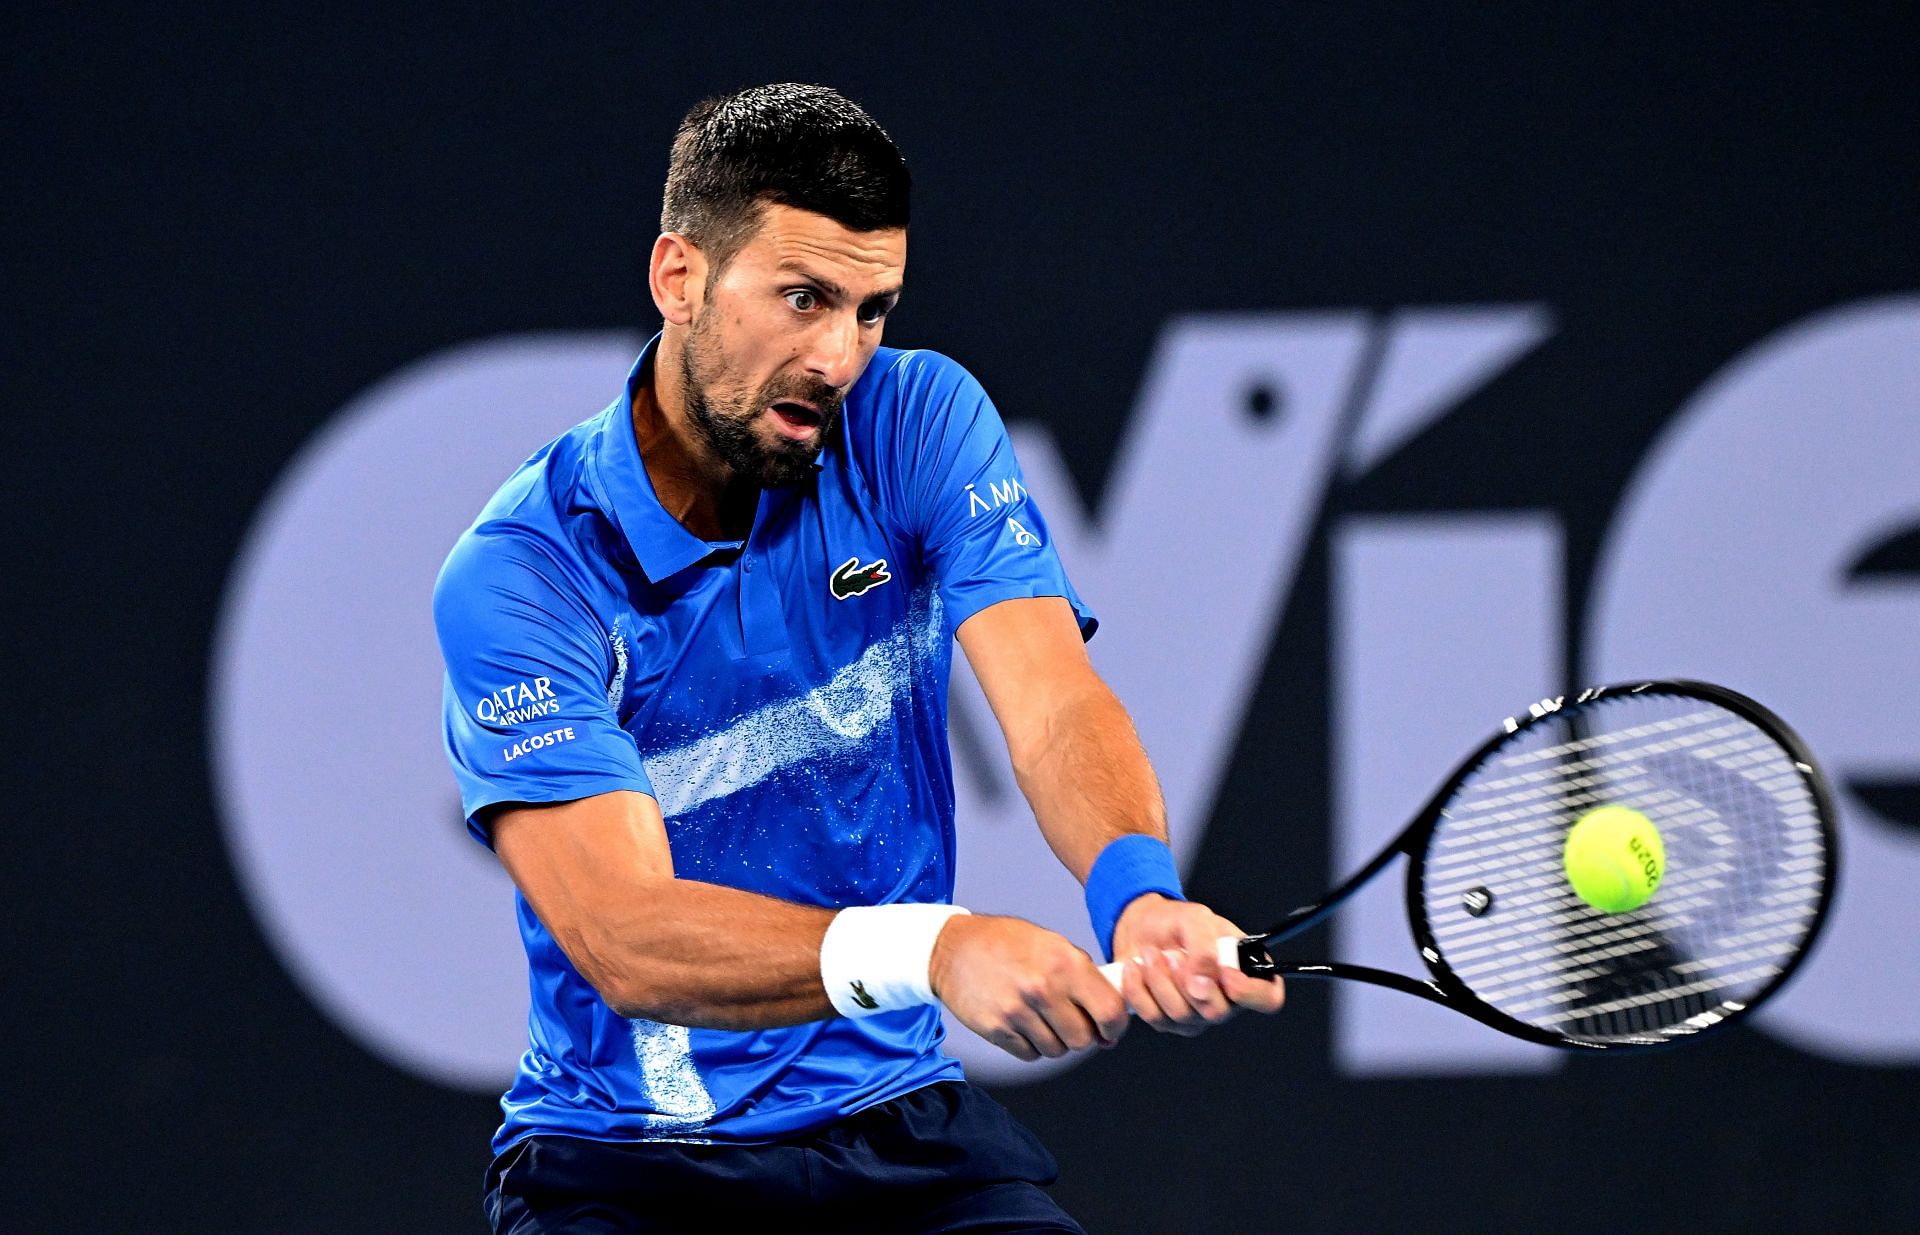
{"left": 11, "top": 5, "right": 1917, "bottom": 1231}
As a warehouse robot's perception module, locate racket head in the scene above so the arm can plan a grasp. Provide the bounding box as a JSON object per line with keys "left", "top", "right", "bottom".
{"left": 1401, "top": 680, "right": 1837, "bottom": 1051}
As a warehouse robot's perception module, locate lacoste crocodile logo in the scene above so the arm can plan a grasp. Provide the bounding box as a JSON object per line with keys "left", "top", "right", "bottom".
{"left": 830, "top": 556, "right": 892, "bottom": 601}
{"left": 848, "top": 980, "right": 879, "bottom": 1010}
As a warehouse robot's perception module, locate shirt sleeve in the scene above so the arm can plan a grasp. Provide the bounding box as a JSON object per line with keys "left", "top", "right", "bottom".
{"left": 885, "top": 352, "right": 1097, "bottom": 639}
{"left": 433, "top": 530, "right": 655, "bottom": 846}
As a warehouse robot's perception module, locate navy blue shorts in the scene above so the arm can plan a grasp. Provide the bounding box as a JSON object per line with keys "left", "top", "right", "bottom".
{"left": 484, "top": 1081, "right": 1086, "bottom": 1234}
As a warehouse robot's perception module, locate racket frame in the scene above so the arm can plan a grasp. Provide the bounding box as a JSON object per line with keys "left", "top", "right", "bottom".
{"left": 1232, "top": 679, "right": 1840, "bottom": 1051}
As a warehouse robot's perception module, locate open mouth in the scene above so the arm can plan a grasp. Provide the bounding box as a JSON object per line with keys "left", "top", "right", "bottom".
{"left": 768, "top": 399, "right": 824, "bottom": 440}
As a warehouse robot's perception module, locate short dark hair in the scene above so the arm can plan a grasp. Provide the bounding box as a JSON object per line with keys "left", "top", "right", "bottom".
{"left": 661, "top": 83, "right": 911, "bottom": 273}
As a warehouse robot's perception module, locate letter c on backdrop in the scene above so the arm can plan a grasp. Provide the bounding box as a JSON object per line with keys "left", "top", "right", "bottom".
{"left": 209, "top": 333, "right": 642, "bottom": 1089}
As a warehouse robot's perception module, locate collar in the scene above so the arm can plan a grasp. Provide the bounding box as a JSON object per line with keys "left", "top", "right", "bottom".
{"left": 590, "top": 333, "right": 736, "bottom": 583}
{"left": 592, "top": 332, "right": 834, "bottom": 582}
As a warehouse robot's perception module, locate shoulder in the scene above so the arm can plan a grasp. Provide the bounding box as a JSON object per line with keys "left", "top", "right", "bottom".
{"left": 434, "top": 414, "right": 614, "bottom": 633}
{"left": 840, "top": 347, "right": 998, "bottom": 468}
{"left": 836, "top": 347, "right": 1012, "bottom": 538}
{"left": 849, "top": 346, "right": 990, "bottom": 420}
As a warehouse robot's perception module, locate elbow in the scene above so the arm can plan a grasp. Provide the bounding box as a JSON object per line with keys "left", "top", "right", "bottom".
{"left": 594, "top": 970, "right": 654, "bottom": 1020}
{"left": 586, "top": 960, "right": 740, "bottom": 1029}
{"left": 598, "top": 976, "right": 713, "bottom": 1027}
{"left": 592, "top": 968, "right": 686, "bottom": 1023}
{"left": 555, "top": 928, "right": 668, "bottom": 1021}
{"left": 602, "top": 991, "right": 656, "bottom": 1021}
{"left": 578, "top": 943, "right": 671, "bottom": 1020}
{"left": 577, "top": 953, "right": 710, "bottom": 1026}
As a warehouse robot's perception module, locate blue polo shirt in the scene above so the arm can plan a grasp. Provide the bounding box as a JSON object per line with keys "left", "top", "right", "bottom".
{"left": 433, "top": 337, "right": 1094, "bottom": 1151}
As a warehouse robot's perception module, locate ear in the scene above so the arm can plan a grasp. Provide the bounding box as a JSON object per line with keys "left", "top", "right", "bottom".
{"left": 649, "top": 233, "right": 707, "bottom": 326}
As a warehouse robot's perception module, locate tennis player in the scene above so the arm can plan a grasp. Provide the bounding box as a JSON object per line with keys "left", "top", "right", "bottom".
{"left": 434, "top": 83, "right": 1283, "bottom": 1234}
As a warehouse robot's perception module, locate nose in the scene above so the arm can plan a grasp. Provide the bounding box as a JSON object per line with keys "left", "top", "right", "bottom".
{"left": 800, "top": 311, "right": 864, "bottom": 391}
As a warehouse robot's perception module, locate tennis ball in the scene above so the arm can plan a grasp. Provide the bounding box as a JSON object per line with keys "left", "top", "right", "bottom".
{"left": 1563, "top": 805, "right": 1665, "bottom": 913}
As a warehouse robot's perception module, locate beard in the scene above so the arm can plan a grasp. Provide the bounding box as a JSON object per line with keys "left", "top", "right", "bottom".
{"left": 679, "top": 313, "right": 846, "bottom": 489}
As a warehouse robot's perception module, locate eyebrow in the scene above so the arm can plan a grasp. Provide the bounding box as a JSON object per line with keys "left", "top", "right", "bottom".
{"left": 777, "top": 260, "right": 902, "bottom": 309}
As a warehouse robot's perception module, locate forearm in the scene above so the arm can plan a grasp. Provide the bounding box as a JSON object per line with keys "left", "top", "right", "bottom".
{"left": 1010, "top": 679, "right": 1168, "bottom": 882}
{"left": 494, "top": 794, "right": 845, "bottom": 1030}
{"left": 551, "top": 876, "right": 838, "bottom": 1030}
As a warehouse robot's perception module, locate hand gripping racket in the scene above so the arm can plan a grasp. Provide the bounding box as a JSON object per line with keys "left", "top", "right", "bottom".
{"left": 1099, "top": 680, "right": 1838, "bottom": 1050}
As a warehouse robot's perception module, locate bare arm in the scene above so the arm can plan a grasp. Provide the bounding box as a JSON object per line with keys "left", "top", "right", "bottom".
{"left": 956, "top": 595, "right": 1285, "bottom": 1030}
{"left": 490, "top": 790, "right": 836, "bottom": 1030}
{"left": 954, "top": 596, "right": 1166, "bottom": 879}
{"left": 490, "top": 786, "right": 1125, "bottom": 1058}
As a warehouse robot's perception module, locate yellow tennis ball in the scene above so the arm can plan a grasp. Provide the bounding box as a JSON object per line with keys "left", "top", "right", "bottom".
{"left": 1563, "top": 805, "right": 1665, "bottom": 913}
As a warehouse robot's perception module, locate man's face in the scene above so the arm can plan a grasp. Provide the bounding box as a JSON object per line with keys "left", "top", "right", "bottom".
{"left": 679, "top": 202, "right": 906, "bottom": 487}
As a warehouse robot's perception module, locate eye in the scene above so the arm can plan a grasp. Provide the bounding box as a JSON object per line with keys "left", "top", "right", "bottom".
{"left": 858, "top": 299, "right": 894, "bottom": 325}
{"left": 783, "top": 289, "right": 819, "bottom": 313}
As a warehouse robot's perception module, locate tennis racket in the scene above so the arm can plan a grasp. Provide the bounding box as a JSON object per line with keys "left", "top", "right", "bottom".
{"left": 1098, "top": 679, "right": 1838, "bottom": 1050}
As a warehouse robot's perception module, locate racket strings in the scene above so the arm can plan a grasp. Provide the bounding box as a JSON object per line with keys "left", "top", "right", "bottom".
{"left": 1417, "top": 693, "right": 1828, "bottom": 1046}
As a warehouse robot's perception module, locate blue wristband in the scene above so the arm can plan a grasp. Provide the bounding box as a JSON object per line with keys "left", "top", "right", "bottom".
{"left": 1085, "top": 834, "right": 1186, "bottom": 962}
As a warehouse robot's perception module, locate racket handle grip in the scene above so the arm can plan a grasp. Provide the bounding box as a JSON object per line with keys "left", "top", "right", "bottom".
{"left": 1096, "top": 935, "right": 1244, "bottom": 991}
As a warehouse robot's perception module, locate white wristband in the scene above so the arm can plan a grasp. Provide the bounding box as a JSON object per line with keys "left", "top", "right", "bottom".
{"left": 819, "top": 904, "right": 971, "bottom": 1019}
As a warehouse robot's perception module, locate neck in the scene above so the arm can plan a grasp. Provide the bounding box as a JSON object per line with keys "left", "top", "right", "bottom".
{"left": 633, "top": 329, "right": 759, "bottom": 541}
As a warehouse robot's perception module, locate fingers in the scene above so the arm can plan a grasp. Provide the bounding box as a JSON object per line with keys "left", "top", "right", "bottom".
{"left": 1121, "top": 948, "right": 1192, "bottom": 1035}
{"left": 1168, "top": 916, "right": 1236, "bottom": 1013}
{"left": 939, "top": 915, "right": 1115, "bottom": 1062}
{"left": 996, "top": 943, "right": 1128, "bottom": 1061}
{"left": 1200, "top": 915, "right": 1285, "bottom": 1015}
{"left": 1020, "top": 956, "right": 1128, "bottom": 1056}
{"left": 1007, "top": 1001, "right": 1074, "bottom": 1058}
{"left": 984, "top": 1026, "right": 1041, "bottom": 1063}
{"left": 1122, "top": 946, "right": 1231, "bottom": 1035}
{"left": 1119, "top": 903, "right": 1289, "bottom": 1031}
{"left": 1141, "top": 948, "right": 1203, "bottom": 1034}
{"left": 1067, "top": 962, "right": 1131, "bottom": 1049}
{"left": 1221, "top": 964, "right": 1287, "bottom": 1014}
